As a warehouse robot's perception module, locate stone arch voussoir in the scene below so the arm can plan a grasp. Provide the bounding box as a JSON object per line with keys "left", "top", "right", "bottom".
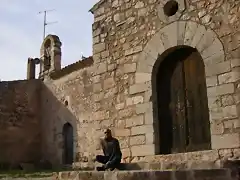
{"left": 136, "top": 21, "right": 226, "bottom": 144}
{"left": 136, "top": 21, "right": 225, "bottom": 83}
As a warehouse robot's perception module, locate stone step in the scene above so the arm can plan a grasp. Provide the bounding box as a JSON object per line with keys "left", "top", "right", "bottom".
{"left": 0, "top": 168, "right": 238, "bottom": 179}
{"left": 54, "top": 168, "right": 237, "bottom": 180}
{"left": 73, "top": 159, "right": 240, "bottom": 171}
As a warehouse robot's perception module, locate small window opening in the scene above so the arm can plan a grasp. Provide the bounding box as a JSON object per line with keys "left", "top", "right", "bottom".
{"left": 163, "top": 0, "right": 179, "bottom": 17}
{"left": 64, "top": 100, "right": 68, "bottom": 106}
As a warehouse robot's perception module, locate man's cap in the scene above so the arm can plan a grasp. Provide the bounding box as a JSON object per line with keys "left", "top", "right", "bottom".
{"left": 104, "top": 129, "right": 111, "bottom": 134}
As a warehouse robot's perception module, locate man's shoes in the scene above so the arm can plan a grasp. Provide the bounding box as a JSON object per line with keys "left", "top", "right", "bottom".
{"left": 96, "top": 166, "right": 105, "bottom": 171}
{"left": 110, "top": 168, "right": 115, "bottom": 171}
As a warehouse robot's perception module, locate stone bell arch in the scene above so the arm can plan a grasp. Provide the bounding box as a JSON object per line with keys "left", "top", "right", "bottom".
{"left": 39, "top": 34, "right": 62, "bottom": 79}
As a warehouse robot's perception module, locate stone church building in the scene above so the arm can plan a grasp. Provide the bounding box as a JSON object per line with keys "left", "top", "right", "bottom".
{"left": 1, "top": 0, "right": 240, "bottom": 169}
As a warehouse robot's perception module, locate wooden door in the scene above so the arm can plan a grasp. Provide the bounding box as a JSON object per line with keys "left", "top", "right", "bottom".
{"left": 63, "top": 123, "right": 74, "bottom": 165}
{"left": 170, "top": 60, "right": 187, "bottom": 153}
{"left": 156, "top": 47, "right": 210, "bottom": 154}
{"left": 183, "top": 50, "right": 211, "bottom": 151}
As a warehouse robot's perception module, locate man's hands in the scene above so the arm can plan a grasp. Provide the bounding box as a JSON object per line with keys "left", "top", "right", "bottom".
{"left": 103, "top": 161, "right": 110, "bottom": 169}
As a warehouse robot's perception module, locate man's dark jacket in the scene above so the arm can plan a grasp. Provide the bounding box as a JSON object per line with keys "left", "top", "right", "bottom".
{"left": 101, "top": 137, "right": 122, "bottom": 162}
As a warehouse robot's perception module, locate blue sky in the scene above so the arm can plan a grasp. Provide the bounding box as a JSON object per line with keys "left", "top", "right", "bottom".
{"left": 0, "top": 0, "right": 98, "bottom": 80}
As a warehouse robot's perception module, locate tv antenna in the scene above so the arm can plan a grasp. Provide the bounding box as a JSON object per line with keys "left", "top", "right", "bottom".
{"left": 38, "top": 9, "right": 58, "bottom": 40}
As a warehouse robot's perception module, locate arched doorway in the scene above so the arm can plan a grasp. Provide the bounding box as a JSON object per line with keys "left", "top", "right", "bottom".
{"left": 62, "top": 123, "right": 74, "bottom": 165}
{"left": 152, "top": 46, "right": 211, "bottom": 154}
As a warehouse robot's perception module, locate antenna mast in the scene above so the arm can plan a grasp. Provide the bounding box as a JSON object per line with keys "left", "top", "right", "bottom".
{"left": 39, "top": 9, "right": 58, "bottom": 40}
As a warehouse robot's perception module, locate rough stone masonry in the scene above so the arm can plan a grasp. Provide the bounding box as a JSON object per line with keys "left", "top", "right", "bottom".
{"left": 1, "top": 0, "right": 240, "bottom": 171}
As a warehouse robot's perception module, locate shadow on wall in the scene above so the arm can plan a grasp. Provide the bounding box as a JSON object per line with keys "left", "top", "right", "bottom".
{"left": 0, "top": 79, "right": 84, "bottom": 171}
{"left": 0, "top": 80, "right": 42, "bottom": 170}
{"left": 40, "top": 82, "right": 80, "bottom": 168}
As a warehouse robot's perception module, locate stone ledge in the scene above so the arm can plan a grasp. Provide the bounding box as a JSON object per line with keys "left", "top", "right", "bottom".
{"left": 73, "top": 148, "right": 240, "bottom": 171}
{"left": 73, "top": 160, "right": 238, "bottom": 172}
{"left": 54, "top": 169, "right": 235, "bottom": 180}
{"left": 0, "top": 169, "right": 237, "bottom": 180}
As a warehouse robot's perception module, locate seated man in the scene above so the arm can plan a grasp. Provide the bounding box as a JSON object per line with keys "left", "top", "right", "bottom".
{"left": 95, "top": 129, "right": 122, "bottom": 171}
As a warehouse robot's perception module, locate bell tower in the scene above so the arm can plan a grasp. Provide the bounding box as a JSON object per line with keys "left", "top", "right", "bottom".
{"left": 39, "top": 34, "right": 62, "bottom": 79}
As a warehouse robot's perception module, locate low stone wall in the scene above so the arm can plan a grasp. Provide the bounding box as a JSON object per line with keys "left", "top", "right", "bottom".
{"left": 73, "top": 148, "right": 240, "bottom": 171}
{"left": 55, "top": 169, "right": 238, "bottom": 180}
{"left": 0, "top": 169, "right": 238, "bottom": 180}
{"left": 141, "top": 148, "right": 240, "bottom": 170}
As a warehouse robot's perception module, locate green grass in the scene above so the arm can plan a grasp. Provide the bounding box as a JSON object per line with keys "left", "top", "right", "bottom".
{"left": 0, "top": 169, "right": 62, "bottom": 178}
{"left": 0, "top": 166, "right": 94, "bottom": 178}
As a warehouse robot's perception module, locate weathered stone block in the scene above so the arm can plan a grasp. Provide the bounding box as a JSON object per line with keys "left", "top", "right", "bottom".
{"left": 100, "top": 119, "right": 114, "bottom": 129}
{"left": 92, "top": 110, "right": 109, "bottom": 121}
{"left": 93, "top": 43, "right": 106, "bottom": 54}
{"left": 144, "top": 90, "right": 152, "bottom": 102}
{"left": 223, "top": 118, "right": 240, "bottom": 129}
{"left": 208, "top": 96, "right": 221, "bottom": 109}
{"left": 204, "top": 53, "right": 225, "bottom": 66}
{"left": 114, "top": 129, "right": 131, "bottom": 137}
{"left": 108, "top": 63, "right": 117, "bottom": 71}
{"left": 191, "top": 24, "right": 207, "bottom": 48}
{"left": 123, "top": 63, "right": 136, "bottom": 73}
{"left": 184, "top": 21, "right": 199, "bottom": 46}
{"left": 231, "top": 58, "right": 240, "bottom": 68}
{"left": 118, "top": 108, "right": 135, "bottom": 119}
{"left": 119, "top": 137, "right": 129, "bottom": 149}
{"left": 196, "top": 29, "right": 216, "bottom": 53}
{"left": 130, "top": 135, "right": 145, "bottom": 146}
{"left": 159, "top": 22, "right": 178, "bottom": 49}
{"left": 93, "top": 36, "right": 100, "bottom": 44}
{"left": 210, "top": 120, "right": 224, "bottom": 135}
{"left": 136, "top": 62, "right": 153, "bottom": 74}
{"left": 221, "top": 94, "right": 235, "bottom": 107}
{"left": 103, "top": 77, "right": 115, "bottom": 90}
{"left": 193, "top": 168, "right": 229, "bottom": 179}
{"left": 207, "top": 83, "right": 234, "bottom": 97}
{"left": 143, "top": 34, "right": 165, "bottom": 62}
{"left": 121, "top": 148, "right": 130, "bottom": 158}
{"left": 131, "top": 144, "right": 155, "bottom": 156}
{"left": 93, "top": 92, "right": 104, "bottom": 102}
{"left": 212, "top": 133, "right": 240, "bottom": 149}
{"left": 135, "top": 73, "right": 151, "bottom": 84}
{"left": 115, "top": 103, "right": 125, "bottom": 110}
{"left": 218, "top": 68, "right": 240, "bottom": 84}
{"left": 206, "top": 76, "right": 218, "bottom": 87}
{"left": 115, "top": 120, "right": 126, "bottom": 128}
{"left": 201, "top": 40, "right": 224, "bottom": 60}
{"left": 129, "top": 82, "right": 150, "bottom": 95}
{"left": 125, "top": 45, "right": 143, "bottom": 56}
{"left": 210, "top": 105, "right": 238, "bottom": 121}
{"left": 93, "top": 83, "right": 102, "bottom": 93}
{"left": 94, "top": 62, "right": 107, "bottom": 75}
{"left": 145, "top": 112, "right": 154, "bottom": 125}
{"left": 92, "top": 75, "right": 101, "bottom": 83}
{"left": 145, "top": 133, "right": 154, "bottom": 144}
{"left": 126, "top": 115, "right": 144, "bottom": 128}
{"left": 222, "top": 105, "right": 238, "bottom": 119}
{"left": 135, "top": 102, "right": 152, "bottom": 114}
{"left": 131, "top": 125, "right": 154, "bottom": 136}
{"left": 126, "top": 96, "right": 144, "bottom": 106}
{"left": 101, "top": 50, "right": 109, "bottom": 58}
{"left": 205, "top": 61, "right": 231, "bottom": 77}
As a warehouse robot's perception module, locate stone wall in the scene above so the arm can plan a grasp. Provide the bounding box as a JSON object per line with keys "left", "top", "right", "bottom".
{"left": 88, "top": 0, "right": 240, "bottom": 162}
{"left": 41, "top": 0, "right": 240, "bottom": 166}
{"left": 40, "top": 58, "right": 98, "bottom": 166}
{"left": 0, "top": 80, "right": 41, "bottom": 168}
